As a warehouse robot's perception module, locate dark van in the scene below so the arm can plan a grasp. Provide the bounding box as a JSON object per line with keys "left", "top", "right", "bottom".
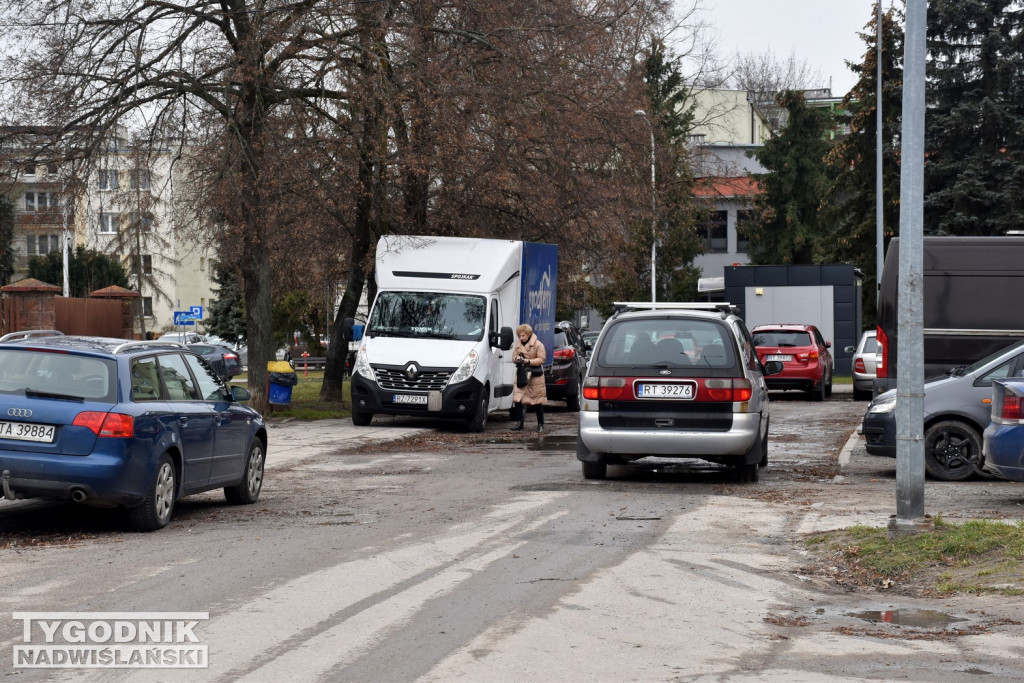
{"left": 875, "top": 236, "right": 1024, "bottom": 395}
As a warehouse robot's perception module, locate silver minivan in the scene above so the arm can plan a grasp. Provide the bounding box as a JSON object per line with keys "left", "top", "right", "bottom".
{"left": 576, "top": 303, "right": 782, "bottom": 483}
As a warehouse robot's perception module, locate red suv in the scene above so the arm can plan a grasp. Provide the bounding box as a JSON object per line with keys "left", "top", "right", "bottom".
{"left": 751, "top": 324, "right": 833, "bottom": 401}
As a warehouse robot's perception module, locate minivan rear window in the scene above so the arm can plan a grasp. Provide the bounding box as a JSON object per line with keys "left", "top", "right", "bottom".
{"left": 0, "top": 350, "right": 117, "bottom": 402}
{"left": 597, "top": 319, "right": 736, "bottom": 368}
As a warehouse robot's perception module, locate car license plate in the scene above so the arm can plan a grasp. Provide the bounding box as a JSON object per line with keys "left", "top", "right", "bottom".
{"left": 0, "top": 420, "right": 56, "bottom": 443}
{"left": 393, "top": 393, "right": 428, "bottom": 405}
{"left": 766, "top": 354, "right": 793, "bottom": 362}
{"left": 634, "top": 381, "right": 696, "bottom": 400}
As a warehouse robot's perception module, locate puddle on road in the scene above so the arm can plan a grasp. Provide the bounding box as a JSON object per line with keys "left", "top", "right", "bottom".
{"left": 527, "top": 436, "right": 576, "bottom": 451}
{"left": 846, "top": 609, "right": 967, "bottom": 628}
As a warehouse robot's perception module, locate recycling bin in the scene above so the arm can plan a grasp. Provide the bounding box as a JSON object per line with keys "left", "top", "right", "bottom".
{"left": 267, "top": 360, "right": 298, "bottom": 405}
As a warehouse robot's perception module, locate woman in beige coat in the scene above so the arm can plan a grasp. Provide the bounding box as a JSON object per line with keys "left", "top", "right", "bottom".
{"left": 511, "top": 323, "right": 547, "bottom": 432}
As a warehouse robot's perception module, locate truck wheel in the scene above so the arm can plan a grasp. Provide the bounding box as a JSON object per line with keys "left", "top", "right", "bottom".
{"left": 128, "top": 455, "right": 176, "bottom": 531}
{"left": 352, "top": 410, "right": 372, "bottom": 426}
{"left": 467, "top": 391, "right": 488, "bottom": 432}
{"left": 924, "top": 420, "right": 981, "bottom": 481}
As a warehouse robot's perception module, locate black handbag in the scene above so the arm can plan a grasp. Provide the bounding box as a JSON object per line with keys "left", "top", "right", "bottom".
{"left": 516, "top": 364, "right": 530, "bottom": 388}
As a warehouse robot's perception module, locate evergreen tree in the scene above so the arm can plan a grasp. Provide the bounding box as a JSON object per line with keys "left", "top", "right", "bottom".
{"left": 0, "top": 196, "right": 14, "bottom": 285}
{"left": 925, "top": 0, "right": 1024, "bottom": 234}
{"left": 746, "top": 91, "right": 833, "bottom": 264}
{"left": 204, "top": 265, "right": 247, "bottom": 344}
{"left": 27, "top": 246, "right": 129, "bottom": 297}
{"left": 819, "top": 3, "right": 904, "bottom": 327}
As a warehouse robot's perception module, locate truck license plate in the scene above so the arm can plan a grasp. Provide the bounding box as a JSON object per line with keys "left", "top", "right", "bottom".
{"left": 393, "top": 394, "right": 428, "bottom": 405}
{"left": 634, "top": 382, "right": 696, "bottom": 400}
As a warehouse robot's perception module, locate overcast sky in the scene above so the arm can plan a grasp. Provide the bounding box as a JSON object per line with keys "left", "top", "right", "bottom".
{"left": 697, "top": 0, "right": 881, "bottom": 96}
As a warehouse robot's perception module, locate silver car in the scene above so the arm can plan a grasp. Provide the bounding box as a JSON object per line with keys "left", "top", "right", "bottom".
{"left": 862, "top": 338, "right": 1024, "bottom": 480}
{"left": 850, "top": 330, "right": 877, "bottom": 401}
{"left": 576, "top": 303, "right": 782, "bottom": 483}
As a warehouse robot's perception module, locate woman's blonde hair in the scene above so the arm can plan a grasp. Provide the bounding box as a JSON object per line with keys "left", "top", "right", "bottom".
{"left": 516, "top": 323, "right": 534, "bottom": 337}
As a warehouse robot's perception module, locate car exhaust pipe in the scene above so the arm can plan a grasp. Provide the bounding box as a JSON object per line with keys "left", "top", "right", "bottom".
{"left": 2, "top": 470, "right": 15, "bottom": 501}
{"left": 71, "top": 488, "right": 88, "bottom": 503}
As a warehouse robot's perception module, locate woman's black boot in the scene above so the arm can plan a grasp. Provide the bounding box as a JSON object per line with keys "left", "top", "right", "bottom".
{"left": 510, "top": 421, "right": 525, "bottom": 431}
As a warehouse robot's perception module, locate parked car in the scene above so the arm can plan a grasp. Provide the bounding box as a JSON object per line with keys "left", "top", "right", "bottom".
{"left": 159, "top": 330, "right": 205, "bottom": 345}
{"left": 849, "top": 330, "right": 878, "bottom": 401}
{"left": 188, "top": 343, "right": 244, "bottom": 382}
{"left": 862, "top": 338, "right": 1024, "bottom": 481}
{"left": 982, "top": 378, "right": 1024, "bottom": 482}
{"left": 206, "top": 335, "right": 248, "bottom": 368}
{"left": 576, "top": 302, "right": 783, "bottom": 483}
{"left": 582, "top": 331, "right": 600, "bottom": 353}
{"left": 546, "top": 321, "right": 589, "bottom": 410}
{"left": 751, "top": 324, "right": 833, "bottom": 401}
{"left": 0, "top": 332, "right": 267, "bottom": 530}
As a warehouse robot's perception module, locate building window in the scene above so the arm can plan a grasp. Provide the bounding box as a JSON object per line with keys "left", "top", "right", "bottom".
{"left": 128, "top": 211, "right": 153, "bottom": 232}
{"left": 700, "top": 211, "right": 728, "bottom": 253}
{"left": 98, "top": 169, "right": 119, "bottom": 191}
{"left": 98, "top": 213, "right": 120, "bottom": 234}
{"left": 142, "top": 297, "right": 153, "bottom": 317}
{"left": 736, "top": 210, "right": 756, "bottom": 254}
{"left": 132, "top": 254, "right": 153, "bottom": 275}
{"left": 129, "top": 169, "right": 151, "bottom": 190}
{"left": 23, "top": 164, "right": 36, "bottom": 177}
{"left": 46, "top": 164, "right": 58, "bottom": 176}
{"left": 25, "top": 192, "right": 56, "bottom": 211}
{"left": 26, "top": 234, "right": 60, "bottom": 255}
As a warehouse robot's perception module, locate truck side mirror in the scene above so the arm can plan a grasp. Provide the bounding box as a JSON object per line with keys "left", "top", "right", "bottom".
{"left": 498, "top": 326, "right": 514, "bottom": 350}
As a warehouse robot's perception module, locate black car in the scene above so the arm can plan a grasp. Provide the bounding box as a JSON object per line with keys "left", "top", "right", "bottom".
{"left": 188, "top": 343, "right": 244, "bottom": 382}
{"left": 545, "top": 321, "right": 589, "bottom": 410}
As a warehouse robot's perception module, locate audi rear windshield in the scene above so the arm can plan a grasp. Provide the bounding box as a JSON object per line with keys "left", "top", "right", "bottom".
{"left": 366, "top": 292, "right": 487, "bottom": 341}
{"left": 0, "top": 350, "right": 117, "bottom": 403}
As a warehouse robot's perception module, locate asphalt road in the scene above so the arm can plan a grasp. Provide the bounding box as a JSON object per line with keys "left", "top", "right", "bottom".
{"left": 2, "top": 391, "right": 1023, "bottom": 681}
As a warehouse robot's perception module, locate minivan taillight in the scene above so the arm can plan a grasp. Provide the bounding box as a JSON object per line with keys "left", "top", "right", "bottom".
{"left": 876, "top": 325, "right": 888, "bottom": 378}
{"left": 704, "top": 378, "right": 752, "bottom": 402}
{"left": 73, "top": 412, "right": 134, "bottom": 438}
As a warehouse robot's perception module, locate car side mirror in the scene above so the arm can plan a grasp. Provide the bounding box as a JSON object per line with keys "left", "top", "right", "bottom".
{"left": 498, "top": 326, "right": 514, "bottom": 351}
{"left": 762, "top": 360, "right": 784, "bottom": 376}
{"left": 844, "top": 345, "right": 855, "bottom": 353}
{"left": 230, "top": 385, "right": 252, "bottom": 402}
{"left": 825, "top": 341, "right": 832, "bottom": 348}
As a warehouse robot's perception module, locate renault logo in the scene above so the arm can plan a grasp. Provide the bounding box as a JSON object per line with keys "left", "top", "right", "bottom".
{"left": 7, "top": 408, "right": 32, "bottom": 418}
{"left": 404, "top": 363, "right": 420, "bottom": 380}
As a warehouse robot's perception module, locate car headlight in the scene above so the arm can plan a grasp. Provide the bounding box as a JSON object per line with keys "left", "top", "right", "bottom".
{"left": 449, "top": 350, "right": 479, "bottom": 384}
{"left": 354, "top": 346, "right": 374, "bottom": 380}
{"left": 867, "top": 395, "right": 896, "bottom": 414}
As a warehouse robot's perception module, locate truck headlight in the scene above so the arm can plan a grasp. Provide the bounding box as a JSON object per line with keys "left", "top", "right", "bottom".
{"left": 449, "top": 350, "right": 479, "bottom": 384}
{"left": 867, "top": 395, "right": 896, "bottom": 414}
{"left": 354, "top": 346, "right": 374, "bottom": 381}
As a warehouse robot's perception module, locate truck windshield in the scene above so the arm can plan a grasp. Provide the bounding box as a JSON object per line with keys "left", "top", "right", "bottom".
{"left": 367, "top": 292, "right": 487, "bottom": 342}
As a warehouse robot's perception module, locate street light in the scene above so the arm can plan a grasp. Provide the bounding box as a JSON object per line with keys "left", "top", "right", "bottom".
{"left": 634, "top": 109, "right": 656, "bottom": 302}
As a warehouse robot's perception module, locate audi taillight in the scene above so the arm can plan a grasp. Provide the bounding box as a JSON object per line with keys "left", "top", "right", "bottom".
{"left": 73, "top": 412, "right": 134, "bottom": 438}
{"left": 876, "top": 325, "right": 888, "bottom": 378}
{"left": 997, "top": 384, "right": 1024, "bottom": 423}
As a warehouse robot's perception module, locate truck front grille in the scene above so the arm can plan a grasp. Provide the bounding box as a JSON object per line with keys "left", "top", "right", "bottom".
{"left": 374, "top": 367, "right": 452, "bottom": 391}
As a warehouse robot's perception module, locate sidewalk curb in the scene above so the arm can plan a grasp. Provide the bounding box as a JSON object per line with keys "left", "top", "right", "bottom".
{"left": 838, "top": 430, "right": 861, "bottom": 468}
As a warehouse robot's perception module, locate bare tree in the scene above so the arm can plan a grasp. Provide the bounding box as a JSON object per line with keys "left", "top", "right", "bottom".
{"left": 728, "top": 49, "right": 826, "bottom": 129}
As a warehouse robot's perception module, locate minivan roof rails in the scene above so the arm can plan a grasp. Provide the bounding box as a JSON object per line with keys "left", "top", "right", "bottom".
{"left": 112, "top": 340, "right": 188, "bottom": 354}
{"left": 612, "top": 302, "right": 738, "bottom": 315}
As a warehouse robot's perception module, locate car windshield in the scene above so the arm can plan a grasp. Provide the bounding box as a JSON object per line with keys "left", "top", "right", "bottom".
{"left": 753, "top": 330, "right": 811, "bottom": 347}
{"left": 0, "top": 350, "right": 117, "bottom": 402}
{"left": 367, "top": 292, "right": 487, "bottom": 341}
{"left": 597, "top": 318, "right": 735, "bottom": 368}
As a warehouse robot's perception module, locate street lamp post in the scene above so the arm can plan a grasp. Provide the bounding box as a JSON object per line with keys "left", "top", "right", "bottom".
{"left": 634, "top": 110, "right": 656, "bottom": 302}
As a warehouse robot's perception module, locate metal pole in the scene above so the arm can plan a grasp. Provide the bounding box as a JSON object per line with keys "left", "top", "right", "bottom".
{"left": 895, "top": 0, "right": 927, "bottom": 528}
{"left": 634, "top": 110, "right": 657, "bottom": 302}
{"left": 61, "top": 179, "right": 70, "bottom": 297}
{"left": 876, "top": 1, "right": 884, "bottom": 308}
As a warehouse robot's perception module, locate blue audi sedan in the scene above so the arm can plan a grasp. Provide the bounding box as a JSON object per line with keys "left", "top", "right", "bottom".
{"left": 0, "top": 332, "right": 267, "bottom": 530}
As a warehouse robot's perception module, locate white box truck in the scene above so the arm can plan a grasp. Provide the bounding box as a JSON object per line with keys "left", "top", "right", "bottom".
{"left": 346, "top": 235, "right": 558, "bottom": 431}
